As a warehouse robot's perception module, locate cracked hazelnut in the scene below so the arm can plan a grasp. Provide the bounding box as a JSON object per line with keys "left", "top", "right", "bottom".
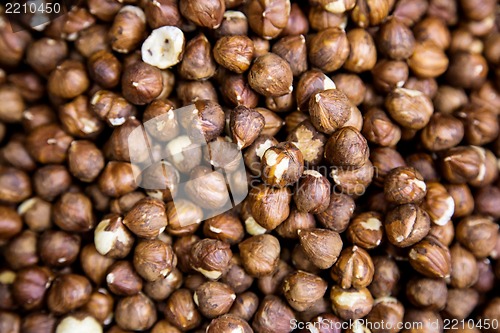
{"left": 287, "top": 120, "right": 327, "bottom": 166}
{"left": 385, "top": 204, "right": 430, "bottom": 247}
{"left": 261, "top": 141, "right": 304, "bottom": 187}
{"left": 409, "top": 237, "right": 452, "bottom": 278}
{"left": 331, "top": 246, "right": 374, "bottom": 289}
{"left": 421, "top": 182, "right": 455, "bottom": 226}
{"left": 384, "top": 167, "right": 427, "bottom": 205}
{"left": 347, "top": 211, "right": 384, "bottom": 249}
{"left": 330, "top": 286, "right": 374, "bottom": 320}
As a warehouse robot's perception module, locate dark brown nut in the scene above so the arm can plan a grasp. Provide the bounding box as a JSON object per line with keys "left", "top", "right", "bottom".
{"left": 123, "top": 197, "right": 168, "bottom": 239}
{"left": 190, "top": 239, "right": 232, "bottom": 280}
{"left": 183, "top": 274, "right": 208, "bottom": 292}
{"left": 12, "top": 266, "right": 52, "bottom": 311}
{"left": 406, "top": 277, "right": 447, "bottom": 310}
{"left": 449, "top": 243, "right": 478, "bottom": 289}
{"left": 369, "top": 256, "right": 400, "bottom": 298}
{"left": 222, "top": 255, "right": 254, "bottom": 293}
{"left": 115, "top": 293, "right": 157, "bottom": 331}
{"left": 47, "top": 274, "right": 91, "bottom": 315}
{"left": 60, "top": 7, "right": 96, "bottom": 41}
{"left": 287, "top": 120, "right": 326, "bottom": 166}
{"left": 121, "top": 61, "right": 163, "bottom": 105}
{"left": 361, "top": 108, "right": 401, "bottom": 147}
{"left": 308, "top": 6, "right": 347, "bottom": 31}
{"left": 385, "top": 204, "right": 430, "bottom": 247}
{"left": 347, "top": 212, "right": 384, "bottom": 249}
{"left": 330, "top": 286, "right": 373, "bottom": 320}
{"left": 456, "top": 104, "right": 499, "bottom": 146}
{"left": 475, "top": 186, "right": 500, "bottom": 219}
{"left": 376, "top": 17, "right": 415, "bottom": 60}
{"left": 405, "top": 153, "right": 439, "bottom": 182}
{"left": 331, "top": 246, "right": 374, "bottom": 289}
{"left": 91, "top": 93, "right": 136, "bottom": 129}
{"left": 177, "top": 80, "right": 218, "bottom": 106}
{"left": 165, "top": 199, "right": 203, "bottom": 236}
{"left": 133, "top": 239, "right": 176, "bottom": 282}
{"left": 366, "top": 297, "right": 405, "bottom": 333}
{"left": 106, "top": 261, "right": 143, "bottom": 296}
{"left": 256, "top": 107, "right": 285, "bottom": 136}
{"left": 324, "top": 126, "right": 369, "bottom": 169}
{"left": 296, "top": 70, "right": 336, "bottom": 112}
{"left": 439, "top": 146, "right": 483, "bottom": 184}
{"left": 384, "top": 167, "right": 427, "bottom": 205}
{"left": 409, "top": 237, "right": 452, "bottom": 278}
{"left": 3, "top": 230, "right": 37, "bottom": 270}
{"left": 21, "top": 313, "right": 56, "bottom": 333}
{"left": 21, "top": 105, "right": 57, "bottom": 133}
{"left": 239, "top": 234, "right": 280, "bottom": 277}
{"left": 68, "top": 140, "right": 105, "bottom": 183}
{"left": 248, "top": 53, "right": 293, "bottom": 97}
{"left": 0, "top": 312, "right": 20, "bottom": 333}
{"left": 193, "top": 281, "right": 236, "bottom": 318}
{"left": 403, "top": 77, "right": 438, "bottom": 98}
{"left": 38, "top": 230, "right": 80, "bottom": 267}
{"left": 184, "top": 100, "right": 225, "bottom": 142}
{"left": 420, "top": 113, "right": 464, "bottom": 151}
{"left": 52, "top": 192, "right": 94, "bottom": 233}
{"left": 293, "top": 171, "right": 330, "bottom": 214}
{"left": 285, "top": 111, "right": 309, "bottom": 134}
{"left": 164, "top": 289, "right": 202, "bottom": 331}
{"left": 456, "top": 216, "right": 499, "bottom": 258}
{"left": 0, "top": 22, "right": 31, "bottom": 66}
{"left": 261, "top": 141, "right": 304, "bottom": 187}
{"left": 433, "top": 85, "right": 468, "bottom": 114}
{"left": 1, "top": 136, "right": 36, "bottom": 172}
{"left": 343, "top": 28, "right": 377, "bottom": 72}
{"left": 308, "top": 89, "right": 352, "bottom": 134}
{"left": 220, "top": 73, "right": 259, "bottom": 108}
{"left": 480, "top": 298, "right": 500, "bottom": 333}
{"left": 73, "top": 24, "right": 110, "bottom": 58}
{"left": 87, "top": 0, "right": 122, "bottom": 21}
{"left": 448, "top": 28, "right": 483, "bottom": 55}
{"left": 203, "top": 213, "right": 244, "bottom": 245}
{"left": 371, "top": 60, "right": 409, "bottom": 93}
{"left": 420, "top": 182, "right": 455, "bottom": 226}
{"left": 184, "top": 166, "right": 230, "bottom": 210}
{"left": 214, "top": 36, "right": 254, "bottom": 74}
{"left": 215, "top": 10, "right": 249, "bottom": 37}
{"left": 87, "top": 50, "right": 122, "bottom": 89}
{"left": 428, "top": 220, "right": 455, "bottom": 247}
{"left": 26, "top": 123, "right": 73, "bottom": 164}
{"left": 0, "top": 167, "right": 30, "bottom": 205}
{"left": 6, "top": 72, "right": 42, "bottom": 103}
{"left": 252, "top": 295, "right": 296, "bottom": 333}
{"left": 110, "top": 192, "right": 145, "bottom": 215}
{"left": 443, "top": 184, "right": 474, "bottom": 219}
{"left": 230, "top": 105, "right": 265, "bottom": 149}
{"left": 372, "top": 148, "right": 407, "bottom": 187}
{"left": 298, "top": 228, "right": 342, "bottom": 269}
{"left": 229, "top": 291, "right": 259, "bottom": 321}
{"left": 291, "top": 244, "right": 321, "bottom": 274}
{"left": 98, "top": 162, "right": 140, "bottom": 198}
{"left": 180, "top": 0, "right": 225, "bottom": 29}
{"left": 385, "top": 88, "right": 434, "bottom": 130}
{"left": 144, "top": 0, "right": 181, "bottom": 28}
{"left": 247, "top": 0, "right": 290, "bottom": 39}
{"left": 144, "top": 268, "right": 182, "bottom": 301}
{"left": 272, "top": 35, "right": 307, "bottom": 77}
{"left": 315, "top": 192, "right": 355, "bottom": 232}
{"left": 109, "top": 6, "right": 146, "bottom": 53}
{"left": 17, "top": 198, "right": 52, "bottom": 233}
{"left": 103, "top": 114, "right": 143, "bottom": 162}
{"left": 309, "top": 27, "right": 350, "bottom": 73}
{"left": 142, "top": 99, "right": 178, "bottom": 141}
{"left": 248, "top": 184, "right": 291, "bottom": 230}
{"left": 443, "top": 288, "right": 479, "bottom": 320}
{"left": 330, "top": 157, "right": 372, "bottom": 196}
{"left": 351, "top": 0, "right": 391, "bottom": 27}
{"left": 469, "top": 147, "right": 498, "bottom": 187}
{"left": 407, "top": 41, "right": 449, "bottom": 78}
{"left": 207, "top": 314, "right": 252, "bottom": 333}
{"left": 179, "top": 34, "right": 216, "bottom": 80}
{"left": 446, "top": 52, "right": 488, "bottom": 89}
{"left": 279, "top": 3, "right": 308, "bottom": 36}
{"left": 32, "top": 165, "right": 71, "bottom": 201}
{"left": 413, "top": 17, "right": 450, "bottom": 50}
{"left": 82, "top": 289, "right": 114, "bottom": 325}
{"left": 281, "top": 271, "right": 327, "bottom": 312}
{"left": 80, "top": 244, "right": 115, "bottom": 285}
{"left": 47, "top": 60, "right": 89, "bottom": 99}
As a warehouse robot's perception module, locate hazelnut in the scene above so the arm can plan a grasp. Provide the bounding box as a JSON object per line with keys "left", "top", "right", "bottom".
{"left": 247, "top": 184, "right": 291, "bottom": 230}
{"left": 12, "top": 266, "right": 53, "bottom": 311}
{"left": 405, "top": 153, "right": 439, "bottom": 182}
{"left": 90, "top": 90, "right": 137, "bottom": 127}
{"left": 308, "top": 6, "right": 347, "bottom": 31}
{"left": 257, "top": 259, "right": 293, "bottom": 295}
{"left": 309, "top": 27, "right": 350, "bottom": 73}
{"left": 293, "top": 170, "right": 331, "bottom": 214}
{"left": 298, "top": 228, "right": 343, "bottom": 269}
{"left": 142, "top": 99, "right": 179, "bottom": 141}
{"left": 106, "top": 261, "right": 143, "bottom": 296}
{"left": 230, "top": 105, "right": 265, "bottom": 149}
{"left": 68, "top": 140, "right": 104, "bottom": 182}
{"left": 456, "top": 104, "right": 499, "bottom": 146}
{"left": 407, "top": 41, "right": 449, "bottom": 78}
{"left": 331, "top": 246, "right": 374, "bottom": 289}
{"left": 385, "top": 88, "right": 434, "bottom": 130}
{"left": 47, "top": 60, "right": 89, "bottom": 99}
{"left": 26, "top": 38, "right": 68, "bottom": 77}
{"left": 179, "top": 33, "right": 216, "bottom": 80}
{"left": 220, "top": 73, "right": 259, "bottom": 108}
{"left": 377, "top": 17, "right": 415, "bottom": 60}
{"left": 55, "top": 313, "right": 103, "bottom": 333}
{"left": 428, "top": 220, "right": 455, "bottom": 247}
{"left": 177, "top": 80, "right": 218, "bottom": 105}
{"left": 369, "top": 256, "right": 400, "bottom": 298}
{"left": 408, "top": 237, "right": 452, "bottom": 278}
{"left": 74, "top": 24, "right": 111, "bottom": 57}
{"left": 0, "top": 167, "right": 31, "bottom": 204}
{"left": 401, "top": 309, "right": 443, "bottom": 333}
{"left": 366, "top": 297, "right": 405, "bottom": 333}
{"left": 190, "top": 238, "right": 232, "bottom": 280}
{"left": 315, "top": 192, "right": 355, "bottom": 232}
{"left": 121, "top": 61, "right": 163, "bottom": 105}
{"left": 480, "top": 298, "right": 500, "bottom": 333}
{"left": 308, "top": 89, "right": 352, "bottom": 135}
{"left": 324, "top": 126, "right": 370, "bottom": 169}
{"left": 252, "top": 295, "right": 296, "bottom": 333}
{"left": 194, "top": 281, "right": 236, "bottom": 318}
{"left": 247, "top": 0, "right": 290, "bottom": 39}
{"left": 180, "top": 0, "right": 225, "bottom": 29}
{"left": 261, "top": 141, "right": 304, "bottom": 187}
{"left": 443, "top": 288, "right": 479, "bottom": 320}
{"left": 87, "top": 50, "right": 122, "bottom": 89}
{"left": 166, "top": 199, "right": 203, "bottom": 236}
{"left": 229, "top": 292, "right": 259, "bottom": 321}
{"left": 21, "top": 313, "right": 56, "bottom": 333}
{"left": 420, "top": 182, "right": 455, "bottom": 226}
{"left": 281, "top": 3, "right": 308, "bottom": 35}
{"left": 87, "top": 0, "right": 123, "bottom": 21}
{"left": 115, "top": 293, "right": 157, "bottom": 331}
{"left": 80, "top": 244, "right": 115, "bottom": 285}
{"left": 144, "top": 268, "right": 183, "bottom": 301}
{"left": 98, "top": 162, "right": 140, "bottom": 197}
{"left": 222, "top": 255, "right": 254, "bottom": 293}
{"left": 343, "top": 28, "right": 377, "bottom": 72}
{"left": 32, "top": 165, "right": 71, "bottom": 201}
{"left": 47, "top": 274, "right": 92, "bottom": 315}
{"left": 144, "top": 0, "right": 181, "bottom": 28}
{"left": 330, "top": 286, "right": 374, "bottom": 320}
{"left": 282, "top": 271, "right": 327, "bottom": 312}
{"left": 82, "top": 289, "right": 114, "bottom": 325}
{"left": 215, "top": 11, "right": 248, "bottom": 37}
{"left": 330, "top": 158, "right": 373, "bottom": 197}
{"left": 123, "top": 197, "right": 168, "bottom": 239}
{"left": 1, "top": 136, "right": 34, "bottom": 172}
{"left": 296, "top": 70, "right": 336, "bottom": 112}
{"left": 287, "top": 120, "right": 327, "bottom": 166}
{"left": 347, "top": 212, "right": 384, "bottom": 249}
{"left": 239, "top": 234, "right": 280, "bottom": 277}
{"left": 433, "top": 85, "right": 468, "bottom": 114}
{"left": 439, "top": 146, "right": 483, "bottom": 184}
{"left": 203, "top": 213, "right": 245, "bottom": 245}
{"left": 474, "top": 186, "right": 500, "bottom": 219}
{"left": 256, "top": 107, "right": 285, "bottom": 136}
{"left": 164, "top": 289, "right": 202, "bottom": 331}
{"left": 214, "top": 36, "right": 254, "bottom": 74}
{"left": 248, "top": 53, "right": 293, "bottom": 97}
{"left": 272, "top": 35, "right": 307, "bottom": 77}
{"left": 420, "top": 113, "right": 464, "bottom": 151}
{"left": 52, "top": 192, "right": 94, "bottom": 232}
{"left": 371, "top": 60, "right": 409, "bottom": 93}
{"left": 109, "top": 6, "right": 146, "bottom": 53}
{"left": 185, "top": 165, "right": 231, "bottom": 210}
{"left": 449, "top": 243, "right": 478, "bottom": 289}
{"left": 17, "top": 198, "right": 52, "bottom": 233}
{"left": 110, "top": 191, "right": 146, "bottom": 215}
{"left": 362, "top": 108, "right": 402, "bottom": 147}
{"left": 384, "top": 167, "right": 427, "bottom": 205}
{"left": 133, "top": 239, "right": 176, "bottom": 282}
{"left": 455, "top": 215, "right": 499, "bottom": 258}
{"left": 413, "top": 17, "right": 451, "bottom": 50}
{"left": 39, "top": 230, "right": 80, "bottom": 267}
{"left": 351, "top": 0, "right": 391, "bottom": 27}
{"left": 406, "top": 277, "right": 447, "bottom": 310}
{"left": 3, "top": 230, "right": 38, "bottom": 269}
{"left": 207, "top": 314, "right": 253, "bottom": 333}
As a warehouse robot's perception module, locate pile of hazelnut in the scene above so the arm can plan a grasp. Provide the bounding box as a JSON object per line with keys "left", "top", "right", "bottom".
{"left": 1, "top": 0, "right": 500, "bottom": 332}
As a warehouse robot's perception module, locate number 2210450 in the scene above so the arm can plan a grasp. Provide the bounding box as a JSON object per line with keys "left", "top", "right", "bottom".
{"left": 5, "top": 2, "right": 61, "bottom": 14}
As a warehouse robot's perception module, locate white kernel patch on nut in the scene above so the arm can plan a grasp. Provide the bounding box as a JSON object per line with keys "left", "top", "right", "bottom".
{"left": 335, "top": 291, "right": 368, "bottom": 307}
{"left": 433, "top": 196, "right": 455, "bottom": 226}
{"left": 0, "top": 271, "right": 16, "bottom": 284}
{"left": 360, "top": 218, "right": 382, "bottom": 231}
{"left": 56, "top": 315, "right": 103, "bottom": 333}
{"left": 142, "top": 26, "right": 185, "bottom": 69}
{"left": 325, "top": 0, "right": 346, "bottom": 13}
{"left": 193, "top": 292, "right": 199, "bottom": 306}
{"left": 398, "top": 87, "right": 423, "bottom": 97}
{"left": 224, "top": 10, "right": 246, "bottom": 20}
{"left": 166, "top": 135, "right": 192, "bottom": 164}
{"left": 410, "top": 178, "right": 427, "bottom": 192}
{"left": 94, "top": 219, "right": 129, "bottom": 255}
{"left": 120, "top": 5, "right": 146, "bottom": 23}
{"left": 471, "top": 146, "right": 486, "bottom": 182}
{"left": 303, "top": 170, "right": 322, "bottom": 178}
{"left": 195, "top": 268, "right": 222, "bottom": 280}
{"left": 255, "top": 140, "right": 275, "bottom": 159}
{"left": 374, "top": 296, "right": 398, "bottom": 305}
{"left": 245, "top": 217, "right": 267, "bottom": 235}
{"left": 17, "top": 197, "right": 38, "bottom": 215}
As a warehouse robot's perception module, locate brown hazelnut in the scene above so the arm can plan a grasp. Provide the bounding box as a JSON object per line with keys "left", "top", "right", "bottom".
{"left": 293, "top": 170, "right": 331, "bottom": 214}
{"left": 229, "top": 292, "right": 259, "bottom": 321}
{"left": 219, "top": 73, "right": 259, "bottom": 108}
{"left": 32, "top": 165, "right": 71, "bottom": 201}
{"left": 0, "top": 24, "right": 31, "bottom": 67}
{"left": 3, "top": 230, "right": 38, "bottom": 270}
{"left": 0, "top": 167, "right": 31, "bottom": 205}
{"left": 221, "top": 255, "right": 254, "bottom": 293}
{"left": 272, "top": 35, "right": 307, "bottom": 77}
{"left": 248, "top": 184, "right": 291, "bottom": 230}
{"left": 456, "top": 215, "right": 499, "bottom": 258}
{"left": 247, "top": 0, "right": 290, "bottom": 39}
{"left": 47, "top": 60, "right": 89, "bottom": 99}
{"left": 123, "top": 197, "right": 168, "bottom": 239}
{"left": 106, "top": 261, "right": 143, "bottom": 296}
{"left": 26, "top": 123, "right": 73, "bottom": 164}
{"left": 413, "top": 17, "right": 450, "bottom": 50}
{"left": 433, "top": 85, "right": 468, "bottom": 114}
{"left": 362, "top": 108, "right": 401, "bottom": 147}
{"left": 369, "top": 256, "right": 400, "bottom": 298}
{"left": 330, "top": 286, "right": 374, "bottom": 320}
{"left": 366, "top": 297, "right": 405, "bottom": 333}
{"left": 87, "top": 0, "right": 123, "bottom": 21}
{"left": 456, "top": 104, "right": 499, "bottom": 146}
{"left": 164, "top": 289, "right": 202, "bottom": 331}
{"left": 80, "top": 244, "right": 115, "bottom": 285}
{"left": 420, "top": 182, "right": 455, "bottom": 226}
{"left": 446, "top": 52, "right": 489, "bottom": 89}
{"left": 252, "top": 295, "right": 296, "bottom": 333}
{"left": 408, "top": 237, "right": 452, "bottom": 278}
{"left": 214, "top": 10, "right": 249, "bottom": 37}
{"left": 287, "top": 120, "right": 327, "bottom": 166}
{"left": 39, "top": 230, "right": 80, "bottom": 267}
{"left": 377, "top": 17, "right": 415, "bottom": 60}
{"left": 115, "top": 293, "right": 157, "bottom": 331}
{"left": 308, "top": 89, "right": 352, "bottom": 135}
{"left": 74, "top": 24, "right": 111, "bottom": 58}
{"left": 439, "top": 146, "right": 483, "bottom": 184}
{"left": 443, "top": 288, "right": 479, "bottom": 320}
{"left": 90, "top": 90, "right": 136, "bottom": 127}
{"left": 406, "top": 276, "right": 447, "bottom": 310}
{"left": 309, "top": 27, "right": 350, "bottom": 73}
{"left": 180, "top": 0, "right": 225, "bottom": 29}
{"left": 384, "top": 167, "right": 427, "bottom": 205}
{"left": 133, "top": 239, "right": 176, "bottom": 282}
{"left": 296, "top": 70, "right": 336, "bottom": 112}
{"left": 144, "top": 0, "right": 181, "bottom": 29}
{"left": 308, "top": 6, "right": 347, "bottom": 31}
{"left": 81, "top": 289, "right": 114, "bottom": 326}
{"left": 474, "top": 186, "right": 500, "bottom": 219}
{"left": 443, "top": 184, "right": 473, "bottom": 219}
{"left": 239, "top": 234, "right": 280, "bottom": 277}
{"left": 12, "top": 266, "right": 52, "bottom": 311}
{"left": 480, "top": 298, "right": 500, "bottom": 333}
{"left": 1, "top": 136, "right": 36, "bottom": 172}
{"left": 332, "top": 73, "right": 366, "bottom": 106}
{"left": 184, "top": 166, "right": 231, "bottom": 210}
{"left": 261, "top": 141, "right": 304, "bottom": 187}
{"left": 87, "top": 50, "right": 122, "bottom": 89}
{"left": 330, "top": 159, "right": 373, "bottom": 197}
{"left": 177, "top": 80, "right": 218, "bottom": 105}
{"left": 372, "top": 60, "right": 409, "bottom": 93}
{"left": 331, "top": 246, "right": 374, "bottom": 289}
{"left": 407, "top": 41, "right": 449, "bottom": 78}
{"left": 193, "top": 281, "right": 236, "bottom": 318}
{"left": 291, "top": 244, "right": 321, "bottom": 274}
{"left": 179, "top": 34, "right": 216, "bottom": 80}
{"left": 21, "top": 312, "right": 56, "bottom": 333}
{"left": 214, "top": 36, "right": 254, "bottom": 74}
{"left": 121, "top": 61, "right": 163, "bottom": 105}
{"left": 98, "top": 162, "right": 140, "bottom": 198}
{"left": 190, "top": 238, "right": 232, "bottom": 280}
{"left": 282, "top": 271, "right": 327, "bottom": 312}
{"left": 256, "top": 107, "right": 285, "bottom": 136}
{"left": 343, "top": 28, "right": 377, "bottom": 72}
{"left": 52, "top": 192, "right": 95, "bottom": 233}
{"left": 420, "top": 113, "right": 464, "bottom": 151}
{"left": 25, "top": 38, "right": 68, "bottom": 77}
{"left": 230, "top": 105, "right": 265, "bottom": 149}
{"left": 68, "top": 140, "right": 105, "bottom": 182}
{"left": 144, "top": 268, "right": 182, "bottom": 301}
{"left": 47, "top": 274, "right": 92, "bottom": 315}
{"left": 165, "top": 199, "right": 203, "bottom": 236}
{"left": 385, "top": 88, "right": 434, "bottom": 130}
{"left": 403, "top": 76, "right": 438, "bottom": 98}
{"left": 347, "top": 212, "right": 384, "bottom": 249}
{"left": 17, "top": 198, "right": 51, "bottom": 233}
{"left": 298, "top": 228, "right": 342, "bottom": 269}
{"left": 324, "top": 126, "right": 370, "bottom": 169}
{"left": 109, "top": 6, "right": 146, "bottom": 53}
{"left": 257, "top": 259, "right": 293, "bottom": 295}
{"left": 109, "top": 191, "right": 146, "bottom": 215}
{"left": 315, "top": 192, "right": 355, "bottom": 232}
{"left": 449, "top": 243, "right": 478, "bottom": 289}
{"left": 405, "top": 153, "right": 439, "bottom": 182}
{"left": 21, "top": 105, "right": 56, "bottom": 133}
{"left": 428, "top": 220, "right": 455, "bottom": 247}
{"left": 248, "top": 53, "right": 293, "bottom": 97}
{"left": 203, "top": 213, "right": 244, "bottom": 245}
